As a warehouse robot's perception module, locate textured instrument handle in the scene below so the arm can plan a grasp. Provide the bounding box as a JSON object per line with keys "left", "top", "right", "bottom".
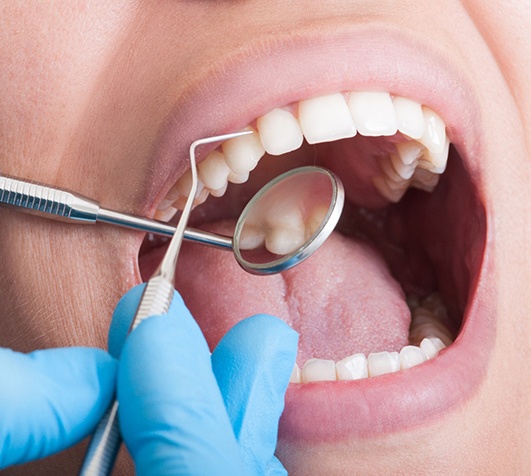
{"left": 0, "top": 175, "right": 99, "bottom": 222}
{"left": 79, "top": 277, "right": 174, "bottom": 476}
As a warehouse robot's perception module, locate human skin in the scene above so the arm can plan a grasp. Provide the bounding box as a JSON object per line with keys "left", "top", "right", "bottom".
{"left": 0, "top": 1, "right": 530, "bottom": 474}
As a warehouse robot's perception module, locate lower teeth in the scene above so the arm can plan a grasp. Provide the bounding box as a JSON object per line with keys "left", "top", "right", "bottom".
{"left": 290, "top": 293, "right": 450, "bottom": 384}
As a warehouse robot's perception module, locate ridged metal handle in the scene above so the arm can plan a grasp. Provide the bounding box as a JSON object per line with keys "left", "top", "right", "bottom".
{"left": 79, "top": 276, "right": 174, "bottom": 476}
{"left": 0, "top": 175, "right": 100, "bottom": 222}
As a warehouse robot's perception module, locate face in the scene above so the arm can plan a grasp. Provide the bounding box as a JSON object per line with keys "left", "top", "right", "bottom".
{"left": 1, "top": 1, "right": 530, "bottom": 474}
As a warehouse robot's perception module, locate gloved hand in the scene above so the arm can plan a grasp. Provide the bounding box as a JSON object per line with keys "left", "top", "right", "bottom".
{"left": 0, "top": 345, "right": 117, "bottom": 469}
{"left": 109, "top": 284, "right": 298, "bottom": 476}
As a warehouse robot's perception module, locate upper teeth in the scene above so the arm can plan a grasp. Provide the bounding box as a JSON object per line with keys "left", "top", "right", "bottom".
{"left": 155, "top": 90, "right": 450, "bottom": 224}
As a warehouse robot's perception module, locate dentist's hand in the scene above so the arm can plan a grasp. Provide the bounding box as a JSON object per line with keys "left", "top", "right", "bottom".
{"left": 0, "top": 346, "right": 117, "bottom": 469}
{"left": 109, "top": 284, "right": 298, "bottom": 476}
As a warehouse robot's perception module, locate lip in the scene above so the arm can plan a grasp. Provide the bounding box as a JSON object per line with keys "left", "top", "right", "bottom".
{"left": 143, "top": 22, "right": 495, "bottom": 442}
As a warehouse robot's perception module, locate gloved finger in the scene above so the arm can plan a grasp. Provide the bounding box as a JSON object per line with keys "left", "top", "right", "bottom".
{"left": 118, "top": 290, "right": 245, "bottom": 476}
{"left": 108, "top": 283, "right": 147, "bottom": 358}
{"left": 211, "top": 314, "right": 298, "bottom": 476}
{"left": 0, "top": 347, "right": 117, "bottom": 469}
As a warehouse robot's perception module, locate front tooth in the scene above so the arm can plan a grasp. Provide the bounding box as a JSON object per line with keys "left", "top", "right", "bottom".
{"left": 290, "top": 363, "right": 302, "bottom": 383}
{"left": 298, "top": 93, "right": 356, "bottom": 144}
{"left": 198, "top": 150, "right": 231, "bottom": 191}
{"left": 257, "top": 108, "right": 304, "bottom": 155}
{"left": 222, "top": 128, "right": 265, "bottom": 175}
{"left": 399, "top": 345, "right": 427, "bottom": 369}
{"left": 154, "top": 205, "right": 178, "bottom": 222}
{"left": 302, "top": 358, "right": 337, "bottom": 383}
{"left": 367, "top": 351, "right": 401, "bottom": 377}
{"left": 336, "top": 354, "right": 368, "bottom": 380}
{"left": 419, "top": 107, "right": 446, "bottom": 154}
{"left": 392, "top": 96, "right": 425, "bottom": 140}
{"left": 348, "top": 91, "right": 398, "bottom": 137}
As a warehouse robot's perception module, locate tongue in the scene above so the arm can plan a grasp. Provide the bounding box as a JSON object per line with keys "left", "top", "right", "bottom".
{"left": 164, "top": 221, "right": 411, "bottom": 363}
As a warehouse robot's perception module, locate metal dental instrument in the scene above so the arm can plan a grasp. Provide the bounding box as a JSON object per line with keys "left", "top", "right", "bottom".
{"left": 78, "top": 131, "right": 248, "bottom": 476}
{"left": 0, "top": 172, "right": 233, "bottom": 250}
{"left": 0, "top": 161, "right": 344, "bottom": 275}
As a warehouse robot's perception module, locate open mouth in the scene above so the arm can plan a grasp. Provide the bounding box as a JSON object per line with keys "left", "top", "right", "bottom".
{"left": 136, "top": 27, "right": 492, "bottom": 445}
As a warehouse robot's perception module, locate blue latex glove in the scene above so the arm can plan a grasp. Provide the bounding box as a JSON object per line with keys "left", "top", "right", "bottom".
{"left": 109, "top": 284, "right": 298, "bottom": 476}
{"left": 0, "top": 346, "right": 117, "bottom": 469}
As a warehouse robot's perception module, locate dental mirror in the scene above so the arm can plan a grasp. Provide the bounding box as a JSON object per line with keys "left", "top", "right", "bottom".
{"left": 231, "top": 166, "right": 344, "bottom": 275}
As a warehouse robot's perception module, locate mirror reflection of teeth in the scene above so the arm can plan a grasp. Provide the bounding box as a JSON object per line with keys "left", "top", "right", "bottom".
{"left": 154, "top": 89, "right": 450, "bottom": 222}
{"left": 292, "top": 293, "right": 450, "bottom": 384}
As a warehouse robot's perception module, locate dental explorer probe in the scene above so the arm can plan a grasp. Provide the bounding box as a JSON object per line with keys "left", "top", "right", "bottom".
{"left": 0, "top": 171, "right": 235, "bottom": 249}
{"left": 78, "top": 131, "right": 250, "bottom": 476}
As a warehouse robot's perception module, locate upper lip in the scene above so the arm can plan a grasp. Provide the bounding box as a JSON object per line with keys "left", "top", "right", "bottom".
{"left": 142, "top": 22, "right": 494, "bottom": 441}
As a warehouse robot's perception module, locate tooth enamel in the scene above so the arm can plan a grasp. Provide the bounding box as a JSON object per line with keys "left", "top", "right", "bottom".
{"left": 198, "top": 150, "right": 231, "bottom": 191}
{"left": 348, "top": 91, "right": 398, "bottom": 137}
{"left": 290, "top": 363, "right": 302, "bottom": 383}
{"left": 372, "top": 176, "right": 409, "bottom": 203}
{"left": 265, "top": 224, "right": 306, "bottom": 255}
{"left": 392, "top": 96, "right": 425, "bottom": 140}
{"left": 222, "top": 128, "right": 265, "bottom": 175}
{"left": 264, "top": 206, "right": 306, "bottom": 255}
{"left": 367, "top": 351, "right": 401, "bottom": 377}
{"left": 154, "top": 205, "right": 178, "bottom": 222}
{"left": 336, "top": 354, "right": 368, "bottom": 380}
{"left": 209, "top": 182, "right": 228, "bottom": 198}
{"left": 390, "top": 153, "right": 416, "bottom": 180}
{"left": 298, "top": 93, "right": 357, "bottom": 144}
{"left": 420, "top": 337, "right": 446, "bottom": 359}
{"left": 409, "top": 306, "right": 454, "bottom": 347}
{"left": 257, "top": 108, "right": 304, "bottom": 155}
{"left": 419, "top": 107, "right": 446, "bottom": 154}
{"left": 396, "top": 140, "right": 424, "bottom": 166}
{"left": 228, "top": 170, "right": 249, "bottom": 184}
{"left": 239, "top": 222, "right": 266, "bottom": 250}
{"left": 399, "top": 345, "right": 428, "bottom": 369}
{"left": 410, "top": 167, "right": 440, "bottom": 192}
{"left": 302, "top": 358, "right": 337, "bottom": 383}
{"left": 305, "top": 205, "right": 329, "bottom": 240}
{"left": 419, "top": 137, "right": 450, "bottom": 174}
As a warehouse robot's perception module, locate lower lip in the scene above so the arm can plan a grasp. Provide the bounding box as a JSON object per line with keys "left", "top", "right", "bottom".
{"left": 278, "top": 245, "right": 496, "bottom": 442}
